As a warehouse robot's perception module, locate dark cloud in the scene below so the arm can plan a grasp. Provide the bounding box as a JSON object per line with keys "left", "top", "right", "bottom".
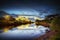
{"left": 0, "top": 0, "right": 59, "bottom": 8}
{"left": 0, "top": 0, "right": 60, "bottom": 16}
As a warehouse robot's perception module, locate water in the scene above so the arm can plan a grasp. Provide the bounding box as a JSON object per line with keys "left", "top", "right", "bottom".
{"left": 0, "top": 23, "right": 50, "bottom": 40}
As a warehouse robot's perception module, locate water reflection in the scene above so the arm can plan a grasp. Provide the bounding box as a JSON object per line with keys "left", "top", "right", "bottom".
{"left": 17, "top": 23, "right": 37, "bottom": 29}
{"left": 0, "top": 23, "right": 50, "bottom": 39}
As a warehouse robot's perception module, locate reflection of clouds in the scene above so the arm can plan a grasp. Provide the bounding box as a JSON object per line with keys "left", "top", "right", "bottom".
{"left": 0, "top": 24, "right": 50, "bottom": 39}
{"left": 38, "top": 25, "right": 50, "bottom": 32}
{"left": 17, "top": 24, "right": 30, "bottom": 29}
{"left": 0, "top": 30, "right": 3, "bottom": 33}
{"left": 11, "top": 28, "right": 18, "bottom": 30}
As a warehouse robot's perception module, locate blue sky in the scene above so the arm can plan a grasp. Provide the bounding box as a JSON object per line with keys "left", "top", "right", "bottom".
{"left": 3, "top": 7, "right": 55, "bottom": 18}
{"left": 0, "top": 0, "right": 58, "bottom": 18}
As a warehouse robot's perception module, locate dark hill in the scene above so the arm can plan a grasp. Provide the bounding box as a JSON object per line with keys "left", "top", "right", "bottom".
{"left": 0, "top": 11, "right": 9, "bottom": 17}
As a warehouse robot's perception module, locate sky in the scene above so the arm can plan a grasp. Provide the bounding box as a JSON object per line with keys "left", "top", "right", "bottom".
{"left": 0, "top": 0, "right": 60, "bottom": 18}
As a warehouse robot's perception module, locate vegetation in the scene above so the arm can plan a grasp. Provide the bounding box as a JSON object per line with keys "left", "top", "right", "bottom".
{"left": 0, "top": 11, "right": 60, "bottom": 40}
{"left": 49, "top": 16, "right": 60, "bottom": 40}
{"left": 35, "top": 19, "right": 50, "bottom": 27}
{"left": 42, "top": 14, "right": 60, "bottom": 40}
{"left": 35, "top": 14, "right": 60, "bottom": 40}
{"left": 0, "top": 15, "right": 33, "bottom": 30}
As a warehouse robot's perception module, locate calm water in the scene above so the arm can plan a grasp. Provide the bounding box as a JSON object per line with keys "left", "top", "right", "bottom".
{"left": 0, "top": 23, "right": 50, "bottom": 40}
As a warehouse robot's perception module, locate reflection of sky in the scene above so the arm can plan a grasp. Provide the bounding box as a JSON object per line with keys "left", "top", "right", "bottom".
{"left": 0, "top": 24, "right": 50, "bottom": 39}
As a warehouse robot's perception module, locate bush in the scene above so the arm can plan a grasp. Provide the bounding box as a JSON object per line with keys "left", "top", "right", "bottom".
{"left": 50, "top": 16, "right": 60, "bottom": 40}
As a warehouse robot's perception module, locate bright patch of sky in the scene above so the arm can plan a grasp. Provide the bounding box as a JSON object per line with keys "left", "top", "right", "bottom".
{"left": 4, "top": 9, "right": 40, "bottom": 16}
{"left": 4, "top": 8, "right": 55, "bottom": 18}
